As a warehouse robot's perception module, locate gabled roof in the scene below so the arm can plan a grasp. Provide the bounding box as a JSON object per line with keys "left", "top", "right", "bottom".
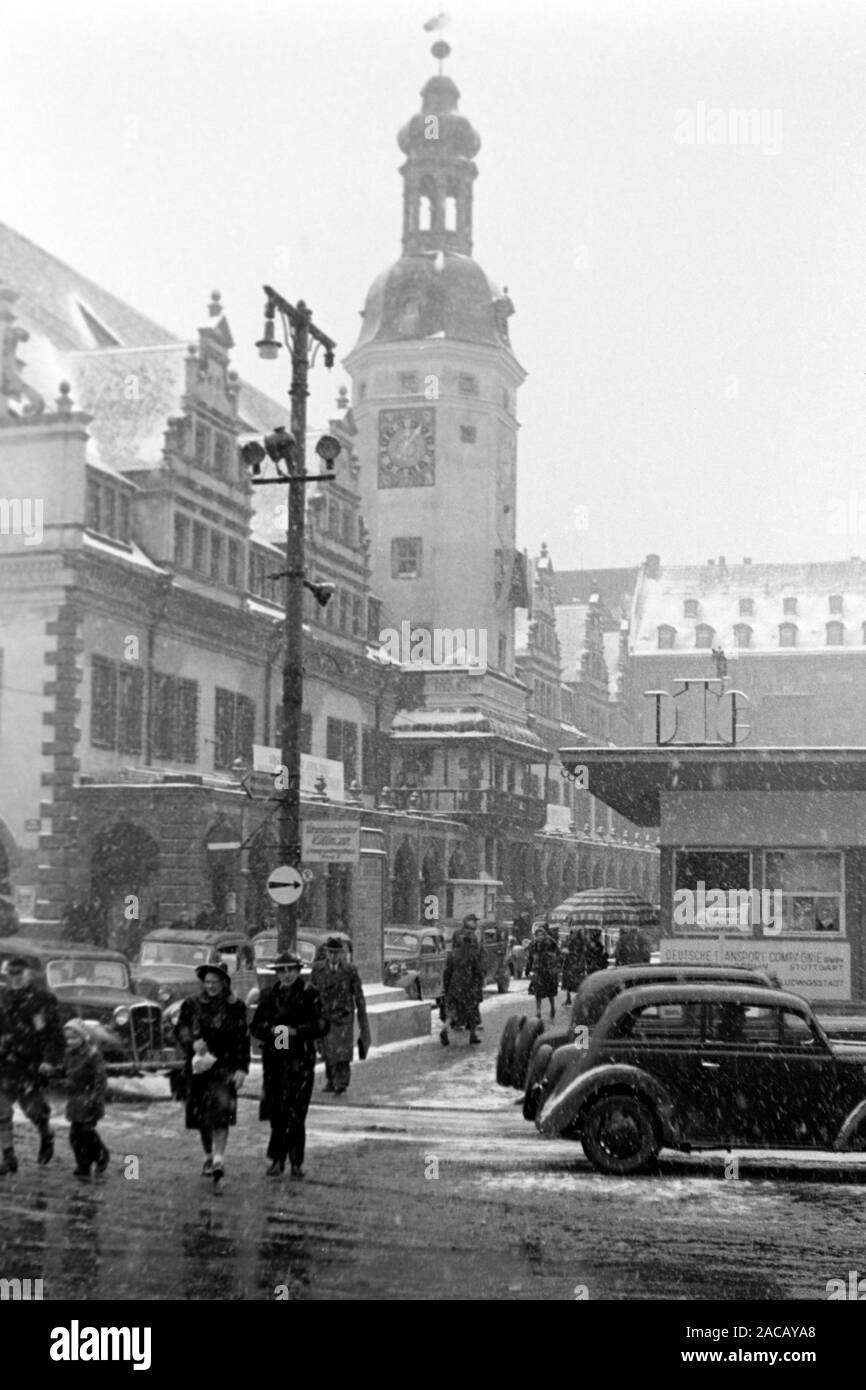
{"left": 0, "top": 221, "right": 180, "bottom": 352}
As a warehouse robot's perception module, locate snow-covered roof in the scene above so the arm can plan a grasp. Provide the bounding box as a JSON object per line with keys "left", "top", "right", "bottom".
{"left": 82, "top": 531, "right": 165, "bottom": 571}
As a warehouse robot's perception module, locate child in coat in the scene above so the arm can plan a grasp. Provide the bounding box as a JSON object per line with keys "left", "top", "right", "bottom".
{"left": 62, "top": 1020, "right": 109, "bottom": 1179}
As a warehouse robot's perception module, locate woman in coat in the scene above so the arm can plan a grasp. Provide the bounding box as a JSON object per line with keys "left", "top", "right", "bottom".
{"left": 249, "top": 952, "right": 327, "bottom": 1179}
{"left": 527, "top": 924, "right": 560, "bottom": 1021}
{"left": 176, "top": 962, "right": 250, "bottom": 1184}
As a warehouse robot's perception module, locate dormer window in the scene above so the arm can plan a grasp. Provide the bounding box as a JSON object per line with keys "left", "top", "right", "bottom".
{"left": 683, "top": 599, "right": 699, "bottom": 619}
{"left": 85, "top": 472, "right": 133, "bottom": 544}
{"left": 695, "top": 623, "right": 715, "bottom": 649}
{"left": 783, "top": 596, "right": 798, "bottom": 616}
{"left": 657, "top": 624, "right": 676, "bottom": 650}
{"left": 779, "top": 622, "right": 798, "bottom": 648}
{"left": 826, "top": 621, "right": 845, "bottom": 647}
{"left": 739, "top": 597, "right": 754, "bottom": 618}
{"left": 733, "top": 623, "right": 752, "bottom": 649}
{"left": 829, "top": 594, "right": 843, "bottom": 615}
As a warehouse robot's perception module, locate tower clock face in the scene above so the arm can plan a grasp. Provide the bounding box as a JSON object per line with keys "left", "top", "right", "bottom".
{"left": 378, "top": 407, "right": 436, "bottom": 488}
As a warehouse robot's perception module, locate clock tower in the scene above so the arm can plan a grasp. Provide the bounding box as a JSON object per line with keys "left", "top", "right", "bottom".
{"left": 345, "top": 42, "right": 527, "bottom": 678}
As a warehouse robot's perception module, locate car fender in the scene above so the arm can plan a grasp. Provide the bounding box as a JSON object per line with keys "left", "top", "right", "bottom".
{"left": 537, "top": 1063, "right": 678, "bottom": 1144}
{"left": 834, "top": 1097, "right": 866, "bottom": 1151}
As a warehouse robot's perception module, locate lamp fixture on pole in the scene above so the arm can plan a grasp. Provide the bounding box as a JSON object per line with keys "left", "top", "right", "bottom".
{"left": 240, "top": 286, "right": 342, "bottom": 954}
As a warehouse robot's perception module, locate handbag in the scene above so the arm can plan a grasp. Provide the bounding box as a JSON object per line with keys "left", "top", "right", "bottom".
{"left": 357, "top": 1036, "right": 369, "bottom": 1061}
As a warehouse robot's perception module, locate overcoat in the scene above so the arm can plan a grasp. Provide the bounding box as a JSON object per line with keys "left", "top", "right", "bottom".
{"left": 249, "top": 977, "right": 327, "bottom": 1122}
{"left": 443, "top": 937, "right": 484, "bottom": 1029}
{"left": 309, "top": 960, "right": 370, "bottom": 1066}
{"left": 176, "top": 990, "right": 250, "bottom": 1131}
{"left": 0, "top": 983, "right": 65, "bottom": 1089}
{"left": 527, "top": 934, "right": 560, "bottom": 999}
{"left": 64, "top": 1044, "right": 107, "bottom": 1125}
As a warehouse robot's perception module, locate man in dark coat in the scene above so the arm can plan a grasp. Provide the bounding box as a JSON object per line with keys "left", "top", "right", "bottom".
{"left": 527, "top": 924, "right": 560, "bottom": 1021}
{"left": 310, "top": 936, "right": 370, "bottom": 1095}
{"left": 614, "top": 927, "right": 651, "bottom": 966}
{"left": 441, "top": 919, "right": 485, "bottom": 1046}
{"left": 176, "top": 963, "right": 250, "bottom": 1184}
{"left": 250, "top": 953, "right": 327, "bottom": 1179}
{"left": 560, "top": 930, "right": 589, "bottom": 1007}
{"left": 0, "top": 957, "right": 65, "bottom": 1173}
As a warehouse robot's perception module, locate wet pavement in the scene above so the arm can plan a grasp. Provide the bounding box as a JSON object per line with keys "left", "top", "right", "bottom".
{"left": 2, "top": 981, "right": 865, "bottom": 1300}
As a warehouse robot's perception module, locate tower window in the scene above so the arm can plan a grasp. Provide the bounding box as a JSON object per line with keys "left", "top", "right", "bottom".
{"left": 826, "top": 621, "right": 845, "bottom": 646}
{"left": 783, "top": 596, "right": 798, "bottom": 616}
{"left": 460, "top": 425, "right": 477, "bottom": 444}
{"left": 657, "top": 625, "right": 676, "bottom": 649}
{"left": 444, "top": 195, "right": 457, "bottom": 231}
{"left": 210, "top": 531, "right": 224, "bottom": 582}
{"left": 419, "top": 195, "right": 433, "bottom": 231}
{"left": 695, "top": 624, "right": 715, "bottom": 649}
{"left": 195, "top": 423, "right": 211, "bottom": 468}
{"left": 392, "top": 537, "right": 422, "bottom": 579}
{"left": 829, "top": 594, "right": 843, "bottom": 614}
{"left": 458, "top": 373, "right": 479, "bottom": 397}
{"left": 739, "top": 597, "right": 754, "bottom": 618}
{"left": 683, "top": 599, "right": 699, "bottom": 619}
{"left": 779, "top": 622, "right": 798, "bottom": 648}
{"left": 733, "top": 623, "right": 752, "bottom": 650}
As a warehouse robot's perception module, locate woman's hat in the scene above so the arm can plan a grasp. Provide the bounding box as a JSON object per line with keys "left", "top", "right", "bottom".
{"left": 273, "top": 952, "right": 303, "bottom": 971}
{"left": 195, "top": 961, "right": 231, "bottom": 986}
{"left": 63, "top": 1019, "right": 90, "bottom": 1042}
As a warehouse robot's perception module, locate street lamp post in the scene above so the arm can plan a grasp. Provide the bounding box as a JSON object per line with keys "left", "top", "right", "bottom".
{"left": 244, "top": 286, "right": 341, "bottom": 955}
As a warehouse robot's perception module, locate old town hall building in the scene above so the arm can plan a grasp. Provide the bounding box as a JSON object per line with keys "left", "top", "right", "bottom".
{"left": 0, "top": 46, "right": 655, "bottom": 976}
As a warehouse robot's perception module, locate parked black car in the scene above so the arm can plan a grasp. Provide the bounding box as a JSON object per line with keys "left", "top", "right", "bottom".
{"left": 531, "top": 982, "right": 866, "bottom": 1175}
{"left": 383, "top": 928, "right": 446, "bottom": 1000}
{"left": 0, "top": 936, "right": 168, "bottom": 1072}
{"left": 497, "top": 963, "right": 775, "bottom": 1094}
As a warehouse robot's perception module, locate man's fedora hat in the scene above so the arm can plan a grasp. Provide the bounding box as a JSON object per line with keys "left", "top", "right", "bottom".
{"left": 324, "top": 935, "right": 346, "bottom": 950}
{"left": 273, "top": 952, "right": 303, "bottom": 971}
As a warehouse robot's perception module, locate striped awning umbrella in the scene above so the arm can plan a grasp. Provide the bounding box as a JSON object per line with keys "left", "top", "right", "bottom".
{"left": 549, "top": 889, "right": 658, "bottom": 930}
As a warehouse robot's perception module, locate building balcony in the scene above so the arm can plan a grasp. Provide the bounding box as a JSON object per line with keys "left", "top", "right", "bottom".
{"left": 389, "top": 785, "right": 547, "bottom": 830}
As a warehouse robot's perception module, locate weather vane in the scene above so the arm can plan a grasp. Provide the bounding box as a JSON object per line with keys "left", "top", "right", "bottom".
{"left": 424, "top": 11, "right": 451, "bottom": 74}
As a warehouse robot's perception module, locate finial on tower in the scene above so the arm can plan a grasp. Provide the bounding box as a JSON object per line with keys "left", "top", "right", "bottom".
{"left": 423, "top": 12, "right": 451, "bottom": 74}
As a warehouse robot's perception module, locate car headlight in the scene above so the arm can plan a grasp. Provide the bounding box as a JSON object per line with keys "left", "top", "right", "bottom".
{"left": 113, "top": 1007, "right": 130, "bottom": 1027}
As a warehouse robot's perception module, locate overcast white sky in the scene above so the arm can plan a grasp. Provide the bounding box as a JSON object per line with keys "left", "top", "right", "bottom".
{"left": 3, "top": 0, "right": 866, "bottom": 570}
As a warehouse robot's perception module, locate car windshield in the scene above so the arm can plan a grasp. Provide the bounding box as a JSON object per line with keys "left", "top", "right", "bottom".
{"left": 139, "top": 942, "right": 211, "bottom": 968}
{"left": 46, "top": 958, "right": 129, "bottom": 990}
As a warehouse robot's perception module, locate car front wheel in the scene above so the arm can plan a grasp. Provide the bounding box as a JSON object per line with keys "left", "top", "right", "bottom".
{"left": 580, "top": 1094, "right": 660, "bottom": 1175}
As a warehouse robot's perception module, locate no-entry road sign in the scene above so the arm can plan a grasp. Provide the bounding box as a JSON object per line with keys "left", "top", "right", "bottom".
{"left": 266, "top": 865, "right": 304, "bottom": 906}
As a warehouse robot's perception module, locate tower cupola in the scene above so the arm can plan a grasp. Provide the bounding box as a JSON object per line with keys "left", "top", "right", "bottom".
{"left": 398, "top": 49, "right": 481, "bottom": 257}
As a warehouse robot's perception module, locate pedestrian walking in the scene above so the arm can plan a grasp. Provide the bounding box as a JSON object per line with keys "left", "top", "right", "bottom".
{"left": 250, "top": 952, "right": 327, "bottom": 1179}
{"left": 62, "top": 1019, "right": 109, "bottom": 1180}
{"left": 441, "top": 917, "right": 485, "bottom": 1046}
{"left": 585, "top": 928, "right": 608, "bottom": 975}
{"left": 310, "top": 936, "right": 370, "bottom": 1095}
{"left": 176, "top": 962, "right": 249, "bottom": 1185}
{"left": 560, "top": 929, "right": 589, "bottom": 1007}
{"left": 527, "top": 923, "right": 560, "bottom": 1022}
{"left": 0, "top": 956, "right": 65, "bottom": 1174}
